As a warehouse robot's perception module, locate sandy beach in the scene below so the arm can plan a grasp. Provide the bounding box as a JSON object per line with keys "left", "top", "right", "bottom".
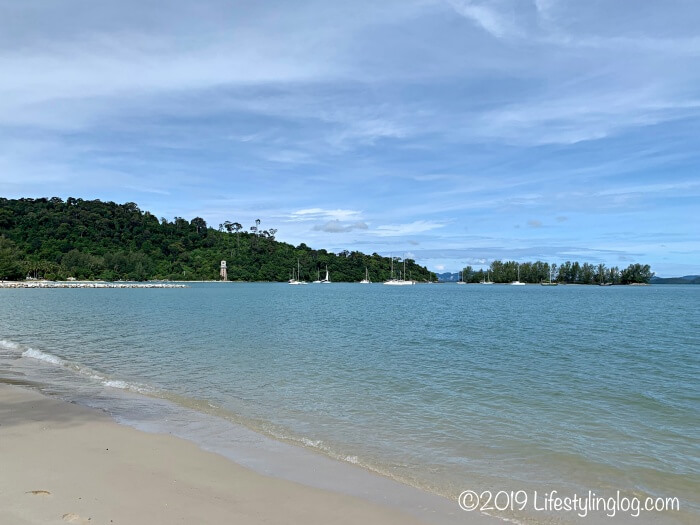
{"left": 0, "top": 383, "right": 430, "bottom": 525}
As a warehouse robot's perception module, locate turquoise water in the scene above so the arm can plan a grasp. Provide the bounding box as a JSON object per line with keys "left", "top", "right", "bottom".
{"left": 1, "top": 283, "right": 698, "bottom": 523}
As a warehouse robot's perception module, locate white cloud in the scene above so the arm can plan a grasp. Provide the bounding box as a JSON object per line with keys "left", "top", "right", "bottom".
{"left": 446, "top": 0, "right": 518, "bottom": 39}
{"left": 263, "top": 150, "right": 315, "bottom": 164}
{"left": 596, "top": 180, "right": 700, "bottom": 197}
{"left": 373, "top": 220, "right": 446, "bottom": 237}
{"left": 288, "top": 208, "right": 362, "bottom": 221}
{"left": 313, "top": 220, "right": 369, "bottom": 233}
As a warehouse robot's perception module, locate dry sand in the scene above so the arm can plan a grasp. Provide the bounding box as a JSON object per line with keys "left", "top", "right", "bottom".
{"left": 0, "top": 383, "right": 430, "bottom": 525}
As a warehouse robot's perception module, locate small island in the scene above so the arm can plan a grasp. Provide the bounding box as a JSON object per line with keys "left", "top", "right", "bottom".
{"left": 446, "top": 261, "right": 655, "bottom": 285}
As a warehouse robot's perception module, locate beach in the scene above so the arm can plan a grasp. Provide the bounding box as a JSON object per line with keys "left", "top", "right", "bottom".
{"left": 0, "top": 383, "right": 435, "bottom": 525}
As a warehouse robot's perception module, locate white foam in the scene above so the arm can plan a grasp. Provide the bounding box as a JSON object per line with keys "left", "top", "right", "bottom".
{"left": 16, "top": 345, "right": 151, "bottom": 395}
{"left": 103, "top": 379, "right": 130, "bottom": 389}
{"left": 22, "top": 348, "right": 64, "bottom": 366}
{"left": 0, "top": 339, "right": 21, "bottom": 351}
{"left": 102, "top": 377, "right": 152, "bottom": 395}
{"left": 345, "top": 455, "right": 360, "bottom": 464}
{"left": 300, "top": 437, "right": 323, "bottom": 448}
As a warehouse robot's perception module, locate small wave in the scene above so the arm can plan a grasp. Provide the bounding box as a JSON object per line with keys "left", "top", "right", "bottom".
{"left": 0, "top": 339, "right": 21, "bottom": 351}
{"left": 99, "top": 377, "right": 152, "bottom": 394}
{"left": 269, "top": 433, "right": 364, "bottom": 467}
{"left": 20, "top": 346, "right": 151, "bottom": 395}
{"left": 22, "top": 348, "right": 64, "bottom": 366}
{"left": 103, "top": 379, "right": 129, "bottom": 389}
{"left": 300, "top": 437, "right": 323, "bottom": 448}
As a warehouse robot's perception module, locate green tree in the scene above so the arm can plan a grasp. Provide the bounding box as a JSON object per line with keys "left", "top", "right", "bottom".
{"left": 621, "top": 263, "right": 654, "bottom": 284}
{"left": 0, "top": 238, "right": 23, "bottom": 280}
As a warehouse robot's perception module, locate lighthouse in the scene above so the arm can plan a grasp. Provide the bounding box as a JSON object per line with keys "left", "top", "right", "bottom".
{"left": 220, "top": 260, "right": 228, "bottom": 281}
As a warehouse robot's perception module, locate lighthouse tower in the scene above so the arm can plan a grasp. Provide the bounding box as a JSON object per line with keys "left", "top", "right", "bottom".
{"left": 220, "top": 260, "right": 228, "bottom": 281}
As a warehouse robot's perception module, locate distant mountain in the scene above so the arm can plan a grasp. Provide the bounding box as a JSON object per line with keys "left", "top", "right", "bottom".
{"left": 436, "top": 272, "right": 459, "bottom": 282}
{"left": 650, "top": 275, "right": 700, "bottom": 284}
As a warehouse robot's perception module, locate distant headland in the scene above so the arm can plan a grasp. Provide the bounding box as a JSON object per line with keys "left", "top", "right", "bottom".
{"left": 0, "top": 197, "right": 435, "bottom": 283}
{"left": 650, "top": 275, "right": 700, "bottom": 284}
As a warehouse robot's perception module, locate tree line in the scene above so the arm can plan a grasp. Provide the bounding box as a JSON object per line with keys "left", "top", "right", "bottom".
{"left": 461, "top": 260, "right": 654, "bottom": 285}
{"left": 0, "top": 197, "right": 436, "bottom": 282}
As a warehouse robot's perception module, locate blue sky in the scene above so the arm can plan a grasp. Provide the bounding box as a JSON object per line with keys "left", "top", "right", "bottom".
{"left": 1, "top": 0, "right": 699, "bottom": 276}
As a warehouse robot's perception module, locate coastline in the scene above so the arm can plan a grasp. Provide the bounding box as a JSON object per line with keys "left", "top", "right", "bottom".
{"left": 0, "top": 383, "right": 448, "bottom": 525}
{"left": 0, "top": 337, "right": 497, "bottom": 525}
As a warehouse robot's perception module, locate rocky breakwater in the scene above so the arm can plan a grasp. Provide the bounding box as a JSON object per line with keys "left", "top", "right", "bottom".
{"left": 0, "top": 281, "right": 188, "bottom": 288}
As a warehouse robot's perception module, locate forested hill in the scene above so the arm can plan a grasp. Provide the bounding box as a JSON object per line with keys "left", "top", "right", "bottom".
{"left": 0, "top": 197, "right": 436, "bottom": 282}
{"left": 650, "top": 275, "right": 700, "bottom": 284}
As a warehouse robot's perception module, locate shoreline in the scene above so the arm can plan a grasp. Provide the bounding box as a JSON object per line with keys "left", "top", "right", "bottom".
{"left": 0, "top": 383, "right": 474, "bottom": 525}
{"left": 0, "top": 339, "right": 494, "bottom": 525}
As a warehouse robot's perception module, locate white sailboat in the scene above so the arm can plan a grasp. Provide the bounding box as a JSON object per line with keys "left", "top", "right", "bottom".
{"left": 312, "top": 269, "right": 322, "bottom": 284}
{"left": 289, "top": 260, "right": 307, "bottom": 285}
{"left": 510, "top": 264, "right": 526, "bottom": 286}
{"left": 321, "top": 265, "right": 331, "bottom": 284}
{"left": 457, "top": 271, "right": 466, "bottom": 284}
{"left": 360, "top": 267, "right": 371, "bottom": 284}
{"left": 480, "top": 270, "right": 494, "bottom": 285}
{"left": 384, "top": 257, "right": 415, "bottom": 286}
{"left": 541, "top": 266, "right": 558, "bottom": 286}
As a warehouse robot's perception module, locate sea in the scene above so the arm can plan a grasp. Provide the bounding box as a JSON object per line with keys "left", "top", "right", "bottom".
{"left": 0, "top": 283, "right": 698, "bottom": 524}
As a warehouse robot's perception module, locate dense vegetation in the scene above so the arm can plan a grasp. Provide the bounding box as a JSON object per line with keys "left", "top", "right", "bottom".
{"left": 460, "top": 260, "right": 654, "bottom": 285}
{"left": 0, "top": 198, "right": 436, "bottom": 282}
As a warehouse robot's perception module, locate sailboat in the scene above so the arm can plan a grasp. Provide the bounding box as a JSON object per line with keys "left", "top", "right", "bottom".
{"left": 321, "top": 265, "right": 331, "bottom": 284}
{"left": 288, "top": 268, "right": 300, "bottom": 285}
{"left": 384, "top": 257, "right": 415, "bottom": 286}
{"left": 480, "top": 270, "right": 494, "bottom": 285}
{"left": 510, "top": 264, "right": 526, "bottom": 286}
{"left": 457, "top": 271, "right": 466, "bottom": 284}
{"left": 541, "top": 267, "right": 558, "bottom": 286}
{"left": 360, "top": 267, "right": 371, "bottom": 284}
{"left": 289, "top": 260, "right": 307, "bottom": 285}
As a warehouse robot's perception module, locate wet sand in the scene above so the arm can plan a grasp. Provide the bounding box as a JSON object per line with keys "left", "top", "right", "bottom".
{"left": 0, "top": 383, "right": 431, "bottom": 525}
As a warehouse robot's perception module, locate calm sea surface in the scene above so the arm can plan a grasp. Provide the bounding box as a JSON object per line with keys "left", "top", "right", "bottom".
{"left": 1, "top": 283, "right": 698, "bottom": 523}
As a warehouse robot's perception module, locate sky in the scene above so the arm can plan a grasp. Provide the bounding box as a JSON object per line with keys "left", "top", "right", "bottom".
{"left": 1, "top": 0, "right": 699, "bottom": 276}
